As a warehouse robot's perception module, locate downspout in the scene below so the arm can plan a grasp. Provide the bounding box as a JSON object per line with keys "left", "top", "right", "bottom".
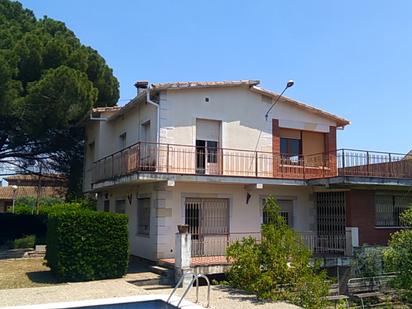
{"left": 146, "top": 87, "right": 160, "bottom": 144}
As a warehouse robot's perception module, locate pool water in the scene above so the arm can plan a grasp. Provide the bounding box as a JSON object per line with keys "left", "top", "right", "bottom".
{"left": 75, "top": 300, "right": 177, "bottom": 309}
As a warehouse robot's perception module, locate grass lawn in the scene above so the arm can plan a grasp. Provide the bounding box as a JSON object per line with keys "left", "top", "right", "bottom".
{"left": 0, "top": 258, "right": 60, "bottom": 289}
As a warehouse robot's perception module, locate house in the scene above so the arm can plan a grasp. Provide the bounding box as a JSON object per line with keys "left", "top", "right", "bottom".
{"left": 83, "top": 80, "right": 412, "bottom": 265}
{"left": 0, "top": 174, "right": 66, "bottom": 213}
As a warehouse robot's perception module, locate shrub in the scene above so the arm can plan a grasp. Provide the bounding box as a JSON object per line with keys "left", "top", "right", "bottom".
{"left": 226, "top": 196, "right": 329, "bottom": 309}
{"left": 384, "top": 206, "right": 412, "bottom": 303}
{"left": 352, "top": 245, "right": 386, "bottom": 277}
{"left": 10, "top": 196, "right": 64, "bottom": 214}
{"left": 8, "top": 235, "right": 36, "bottom": 249}
{"left": 46, "top": 207, "right": 129, "bottom": 281}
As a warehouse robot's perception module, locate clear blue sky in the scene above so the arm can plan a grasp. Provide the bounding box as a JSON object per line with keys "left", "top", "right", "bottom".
{"left": 19, "top": 0, "right": 412, "bottom": 153}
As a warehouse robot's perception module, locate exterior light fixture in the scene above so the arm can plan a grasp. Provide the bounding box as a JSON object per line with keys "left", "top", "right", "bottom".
{"left": 11, "top": 185, "right": 18, "bottom": 213}
{"left": 265, "top": 80, "right": 294, "bottom": 121}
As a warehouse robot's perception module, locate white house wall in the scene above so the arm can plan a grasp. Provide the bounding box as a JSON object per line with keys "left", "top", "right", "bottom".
{"left": 98, "top": 181, "right": 317, "bottom": 260}
{"left": 159, "top": 87, "right": 337, "bottom": 153}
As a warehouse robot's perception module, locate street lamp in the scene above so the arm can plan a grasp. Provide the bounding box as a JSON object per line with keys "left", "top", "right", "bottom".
{"left": 265, "top": 80, "right": 295, "bottom": 121}
{"left": 11, "top": 185, "right": 17, "bottom": 214}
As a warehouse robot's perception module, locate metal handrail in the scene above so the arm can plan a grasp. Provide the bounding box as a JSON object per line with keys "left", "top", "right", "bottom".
{"left": 167, "top": 272, "right": 210, "bottom": 308}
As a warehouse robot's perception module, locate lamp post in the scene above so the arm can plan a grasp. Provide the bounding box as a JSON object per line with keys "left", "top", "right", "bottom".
{"left": 11, "top": 185, "right": 17, "bottom": 213}
{"left": 265, "top": 80, "right": 295, "bottom": 121}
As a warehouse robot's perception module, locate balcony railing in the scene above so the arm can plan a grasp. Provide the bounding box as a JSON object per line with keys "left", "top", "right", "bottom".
{"left": 190, "top": 232, "right": 346, "bottom": 257}
{"left": 91, "top": 142, "right": 412, "bottom": 184}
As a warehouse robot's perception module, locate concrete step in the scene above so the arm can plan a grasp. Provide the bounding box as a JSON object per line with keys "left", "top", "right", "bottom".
{"left": 141, "top": 284, "right": 173, "bottom": 291}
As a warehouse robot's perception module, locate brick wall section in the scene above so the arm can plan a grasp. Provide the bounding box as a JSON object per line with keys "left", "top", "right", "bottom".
{"left": 346, "top": 190, "right": 402, "bottom": 245}
{"left": 272, "top": 119, "right": 280, "bottom": 177}
{"left": 324, "top": 126, "right": 337, "bottom": 176}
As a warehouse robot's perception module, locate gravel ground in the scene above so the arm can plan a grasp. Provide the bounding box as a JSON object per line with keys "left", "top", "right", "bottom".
{"left": 148, "top": 285, "right": 300, "bottom": 309}
{"left": 0, "top": 279, "right": 299, "bottom": 308}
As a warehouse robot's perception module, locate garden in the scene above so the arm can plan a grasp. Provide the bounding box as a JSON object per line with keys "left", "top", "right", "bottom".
{"left": 0, "top": 198, "right": 129, "bottom": 285}
{"left": 224, "top": 196, "right": 412, "bottom": 309}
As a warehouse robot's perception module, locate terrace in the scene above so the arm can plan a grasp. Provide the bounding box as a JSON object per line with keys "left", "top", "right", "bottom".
{"left": 91, "top": 141, "right": 412, "bottom": 185}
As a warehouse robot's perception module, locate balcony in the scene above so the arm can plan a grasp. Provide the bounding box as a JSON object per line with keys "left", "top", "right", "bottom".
{"left": 91, "top": 142, "right": 412, "bottom": 184}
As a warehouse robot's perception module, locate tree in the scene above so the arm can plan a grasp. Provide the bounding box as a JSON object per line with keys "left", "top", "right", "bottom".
{"left": 384, "top": 206, "right": 412, "bottom": 302}
{"left": 0, "top": 0, "right": 119, "bottom": 196}
{"left": 226, "top": 196, "right": 329, "bottom": 309}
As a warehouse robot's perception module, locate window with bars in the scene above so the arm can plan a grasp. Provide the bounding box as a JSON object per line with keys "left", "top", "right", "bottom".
{"left": 115, "top": 199, "right": 126, "bottom": 214}
{"left": 375, "top": 194, "right": 411, "bottom": 227}
{"left": 137, "top": 198, "right": 151, "bottom": 235}
{"left": 103, "top": 200, "right": 110, "bottom": 212}
{"left": 262, "top": 199, "right": 294, "bottom": 228}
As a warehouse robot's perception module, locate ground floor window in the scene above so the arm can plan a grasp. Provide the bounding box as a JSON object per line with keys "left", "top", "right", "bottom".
{"left": 262, "top": 198, "right": 294, "bottom": 228}
{"left": 137, "top": 198, "right": 151, "bottom": 235}
{"left": 115, "top": 199, "right": 126, "bottom": 214}
{"left": 103, "top": 200, "right": 110, "bottom": 212}
{"left": 375, "top": 194, "right": 412, "bottom": 227}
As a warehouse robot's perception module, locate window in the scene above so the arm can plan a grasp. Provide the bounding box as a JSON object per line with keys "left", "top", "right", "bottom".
{"left": 262, "top": 198, "right": 294, "bottom": 228}
{"left": 137, "top": 198, "right": 151, "bottom": 235}
{"left": 119, "top": 132, "right": 127, "bottom": 149}
{"left": 375, "top": 194, "right": 411, "bottom": 227}
{"left": 280, "top": 138, "right": 301, "bottom": 163}
{"left": 141, "top": 121, "right": 150, "bottom": 142}
{"left": 115, "top": 199, "right": 126, "bottom": 214}
{"left": 103, "top": 200, "right": 110, "bottom": 212}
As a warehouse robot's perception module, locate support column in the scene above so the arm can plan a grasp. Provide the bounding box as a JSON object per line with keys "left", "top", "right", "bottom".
{"left": 272, "top": 119, "right": 281, "bottom": 177}
{"left": 324, "top": 126, "right": 337, "bottom": 176}
{"left": 175, "top": 226, "right": 192, "bottom": 287}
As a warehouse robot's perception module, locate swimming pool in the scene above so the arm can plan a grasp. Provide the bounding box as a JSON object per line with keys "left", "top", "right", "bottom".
{"left": 0, "top": 295, "right": 204, "bottom": 309}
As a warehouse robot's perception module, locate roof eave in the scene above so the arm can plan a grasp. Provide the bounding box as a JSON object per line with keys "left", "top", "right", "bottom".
{"left": 250, "top": 86, "right": 350, "bottom": 128}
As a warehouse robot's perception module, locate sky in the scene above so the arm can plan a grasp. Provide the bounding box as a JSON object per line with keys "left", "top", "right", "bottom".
{"left": 18, "top": 0, "right": 412, "bottom": 154}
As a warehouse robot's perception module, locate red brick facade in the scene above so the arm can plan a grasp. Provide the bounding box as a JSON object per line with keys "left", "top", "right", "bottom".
{"left": 346, "top": 190, "right": 402, "bottom": 245}
{"left": 272, "top": 119, "right": 281, "bottom": 177}
{"left": 325, "top": 126, "right": 337, "bottom": 176}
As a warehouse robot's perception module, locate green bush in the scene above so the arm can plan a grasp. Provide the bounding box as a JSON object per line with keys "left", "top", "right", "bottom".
{"left": 352, "top": 245, "right": 386, "bottom": 277}
{"left": 384, "top": 206, "right": 412, "bottom": 303}
{"left": 226, "top": 196, "right": 329, "bottom": 309}
{"left": 45, "top": 207, "right": 129, "bottom": 281}
{"left": 8, "top": 235, "right": 36, "bottom": 249}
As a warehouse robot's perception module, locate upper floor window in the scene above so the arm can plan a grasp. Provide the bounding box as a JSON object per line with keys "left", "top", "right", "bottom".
{"left": 375, "top": 194, "right": 411, "bottom": 227}
{"left": 141, "top": 121, "right": 151, "bottom": 142}
{"left": 119, "top": 132, "right": 126, "bottom": 149}
{"left": 280, "top": 138, "right": 301, "bottom": 163}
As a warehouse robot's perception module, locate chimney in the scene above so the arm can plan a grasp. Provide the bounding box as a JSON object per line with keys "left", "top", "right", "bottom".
{"left": 134, "top": 80, "right": 149, "bottom": 95}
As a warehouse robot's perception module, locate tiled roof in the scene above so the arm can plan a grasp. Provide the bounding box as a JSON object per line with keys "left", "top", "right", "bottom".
{"left": 91, "top": 106, "right": 121, "bottom": 113}
{"left": 151, "top": 80, "right": 260, "bottom": 90}
{"left": 0, "top": 186, "right": 66, "bottom": 200}
{"left": 6, "top": 174, "right": 65, "bottom": 182}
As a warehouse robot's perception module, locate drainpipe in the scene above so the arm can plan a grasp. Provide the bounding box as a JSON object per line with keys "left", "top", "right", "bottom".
{"left": 146, "top": 87, "right": 160, "bottom": 144}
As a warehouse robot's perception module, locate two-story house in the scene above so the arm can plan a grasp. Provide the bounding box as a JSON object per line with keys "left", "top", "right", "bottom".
{"left": 83, "top": 80, "right": 412, "bottom": 264}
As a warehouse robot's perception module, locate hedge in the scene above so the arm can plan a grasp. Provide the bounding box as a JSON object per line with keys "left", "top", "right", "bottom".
{"left": 0, "top": 213, "right": 47, "bottom": 245}
{"left": 46, "top": 208, "right": 129, "bottom": 281}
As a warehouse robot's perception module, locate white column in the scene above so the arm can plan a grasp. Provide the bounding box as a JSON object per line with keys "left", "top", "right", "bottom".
{"left": 175, "top": 231, "right": 192, "bottom": 287}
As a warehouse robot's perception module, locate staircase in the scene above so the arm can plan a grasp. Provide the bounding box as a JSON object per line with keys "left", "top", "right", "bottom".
{"left": 126, "top": 262, "right": 175, "bottom": 290}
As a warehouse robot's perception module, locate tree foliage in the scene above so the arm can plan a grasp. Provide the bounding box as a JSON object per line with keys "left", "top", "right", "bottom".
{"left": 226, "top": 196, "right": 329, "bottom": 309}
{"left": 0, "top": 0, "right": 119, "bottom": 196}
{"left": 384, "top": 206, "right": 412, "bottom": 302}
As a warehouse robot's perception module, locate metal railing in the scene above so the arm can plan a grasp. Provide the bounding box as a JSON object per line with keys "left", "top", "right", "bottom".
{"left": 91, "top": 142, "right": 412, "bottom": 184}
{"left": 190, "top": 231, "right": 346, "bottom": 257}
{"left": 167, "top": 272, "right": 210, "bottom": 308}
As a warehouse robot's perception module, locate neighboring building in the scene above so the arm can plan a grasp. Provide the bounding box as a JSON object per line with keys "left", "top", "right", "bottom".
{"left": 83, "top": 80, "right": 412, "bottom": 264}
{"left": 0, "top": 174, "right": 66, "bottom": 212}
